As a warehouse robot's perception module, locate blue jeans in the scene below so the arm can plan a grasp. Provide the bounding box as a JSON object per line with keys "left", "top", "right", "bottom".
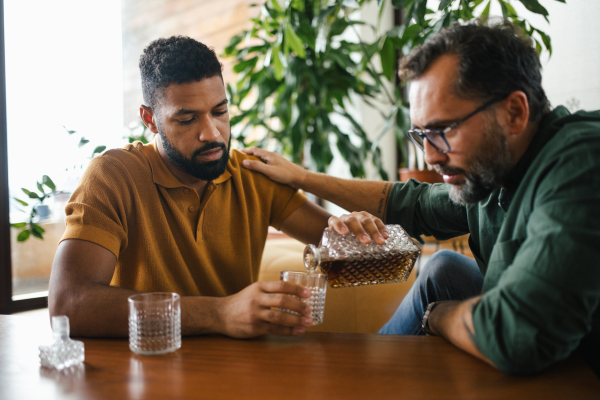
{"left": 378, "top": 249, "right": 483, "bottom": 335}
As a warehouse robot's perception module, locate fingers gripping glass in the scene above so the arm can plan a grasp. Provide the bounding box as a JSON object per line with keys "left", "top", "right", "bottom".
{"left": 406, "top": 96, "right": 505, "bottom": 154}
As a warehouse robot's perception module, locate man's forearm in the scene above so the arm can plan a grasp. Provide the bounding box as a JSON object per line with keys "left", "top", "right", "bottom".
{"left": 301, "top": 172, "right": 393, "bottom": 220}
{"left": 50, "top": 281, "right": 225, "bottom": 337}
{"left": 428, "top": 297, "right": 494, "bottom": 367}
{"left": 240, "top": 148, "right": 394, "bottom": 220}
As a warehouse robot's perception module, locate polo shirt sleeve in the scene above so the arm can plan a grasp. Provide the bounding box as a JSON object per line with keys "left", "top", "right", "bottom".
{"left": 385, "top": 180, "right": 469, "bottom": 241}
{"left": 61, "top": 153, "right": 132, "bottom": 258}
{"left": 268, "top": 185, "right": 307, "bottom": 230}
{"left": 472, "top": 144, "right": 600, "bottom": 374}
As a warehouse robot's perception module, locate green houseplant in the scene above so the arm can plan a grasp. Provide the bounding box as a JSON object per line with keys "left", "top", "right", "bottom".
{"left": 11, "top": 175, "right": 57, "bottom": 242}
{"left": 226, "top": 0, "right": 561, "bottom": 179}
{"left": 224, "top": 0, "right": 390, "bottom": 179}
{"left": 383, "top": 0, "right": 561, "bottom": 177}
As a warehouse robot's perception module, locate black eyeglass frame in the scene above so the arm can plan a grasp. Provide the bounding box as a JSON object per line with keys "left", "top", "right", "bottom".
{"left": 406, "top": 96, "right": 506, "bottom": 154}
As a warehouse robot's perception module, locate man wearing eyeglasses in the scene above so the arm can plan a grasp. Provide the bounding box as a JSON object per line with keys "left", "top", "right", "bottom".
{"left": 242, "top": 21, "right": 600, "bottom": 376}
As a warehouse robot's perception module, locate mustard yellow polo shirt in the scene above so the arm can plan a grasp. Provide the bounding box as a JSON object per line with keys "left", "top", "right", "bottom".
{"left": 61, "top": 140, "right": 307, "bottom": 296}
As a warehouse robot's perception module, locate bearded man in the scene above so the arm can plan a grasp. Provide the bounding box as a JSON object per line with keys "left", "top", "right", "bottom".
{"left": 49, "top": 36, "right": 333, "bottom": 338}
{"left": 241, "top": 22, "right": 600, "bottom": 375}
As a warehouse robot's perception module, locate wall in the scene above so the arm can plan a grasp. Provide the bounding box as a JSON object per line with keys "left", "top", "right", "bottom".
{"left": 535, "top": 0, "right": 600, "bottom": 111}
{"left": 121, "top": 0, "right": 258, "bottom": 125}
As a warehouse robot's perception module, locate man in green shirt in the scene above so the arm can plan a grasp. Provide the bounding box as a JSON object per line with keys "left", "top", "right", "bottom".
{"left": 241, "top": 22, "right": 600, "bottom": 376}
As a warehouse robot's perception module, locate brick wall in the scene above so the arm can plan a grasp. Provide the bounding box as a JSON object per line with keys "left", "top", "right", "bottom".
{"left": 121, "top": 0, "right": 258, "bottom": 125}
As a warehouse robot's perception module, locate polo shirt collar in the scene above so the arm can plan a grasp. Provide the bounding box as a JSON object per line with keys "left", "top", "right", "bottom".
{"left": 146, "top": 137, "right": 232, "bottom": 188}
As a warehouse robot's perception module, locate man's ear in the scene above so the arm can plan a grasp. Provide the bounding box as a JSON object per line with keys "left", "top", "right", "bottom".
{"left": 503, "top": 91, "right": 530, "bottom": 136}
{"left": 140, "top": 105, "right": 159, "bottom": 134}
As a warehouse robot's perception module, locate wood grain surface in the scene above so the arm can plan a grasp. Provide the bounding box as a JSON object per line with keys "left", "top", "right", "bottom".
{"left": 1, "top": 313, "right": 599, "bottom": 400}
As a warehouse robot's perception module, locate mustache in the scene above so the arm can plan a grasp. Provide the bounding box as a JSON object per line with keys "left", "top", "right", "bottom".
{"left": 192, "top": 141, "right": 227, "bottom": 158}
{"left": 433, "top": 164, "right": 467, "bottom": 177}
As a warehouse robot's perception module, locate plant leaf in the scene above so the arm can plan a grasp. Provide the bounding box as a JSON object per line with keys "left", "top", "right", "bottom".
{"left": 233, "top": 56, "right": 259, "bottom": 73}
{"left": 534, "top": 38, "right": 542, "bottom": 54}
{"left": 92, "top": 145, "right": 106, "bottom": 156}
{"left": 517, "top": 0, "right": 548, "bottom": 16}
{"left": 285, "top": 23, "right": 306, "bottom": 58}
{"left": 438, "top": 0, "right": 453, "bottom": 10}
{"left": 14, "top": 197, "right": 29, "bottom": 207}
{"left": 290, "top": 0, "right": 304, "bottom": 11}
{"left": 380, "top": 36, "right": 396, "bottom": 81}
{"left": 78, "top": 137, "right": 90, "bottom": 147}
{"left": 30, "top": 228, "right": 43, "bottom": 239}
{"left": 479, "top": 0, "right": 491, "bottom": 21}
{"left": 223, "top": 34, "right": 244, "bottom": 56}
{"left": 17, "top": 229, "right": 30, "bottom": 242}
{"left": 501, "top": 0, "right": 518, "bottom": 17}
{"left": 536, "top": 28, "right": 552, "bottom": 55}
{"left": 270, "top": 0, "right": 282, "bottom": 12}
{"left": 499, "top": 0, "right": 508, "bottom": 18}
{"left": 42, "top": 175, "right": 56, "bottom": 190}
{"left": 22, "top": 188, "right": 40, "bottom": 199}
{"left": 272, "top": 45, "right": 284, "bottom": 80}
{"left": 31, "top": 223, "right": 45, "bottom": 234}
{"left": 62, "top": 125, "right": 77, "bottom": 135}
{"left": 392, "top": 0, "right": 413, "bottom": 8}
{"left": 11, "top": 222, "right": 27, "bottom": 229}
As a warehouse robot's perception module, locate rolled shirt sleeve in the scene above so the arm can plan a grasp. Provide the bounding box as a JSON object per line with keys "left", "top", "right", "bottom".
{"left": 385, "top": 180, "right": 470, "bottom": 241}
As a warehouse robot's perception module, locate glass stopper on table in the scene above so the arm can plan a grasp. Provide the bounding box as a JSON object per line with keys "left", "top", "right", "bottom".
{"left": 39, "top": 315, "right": 85, "bottom": 370}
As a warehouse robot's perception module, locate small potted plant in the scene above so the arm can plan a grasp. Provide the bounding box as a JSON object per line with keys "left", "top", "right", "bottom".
{"left": 11, "top": 175, "right": 57, "bottom": 242}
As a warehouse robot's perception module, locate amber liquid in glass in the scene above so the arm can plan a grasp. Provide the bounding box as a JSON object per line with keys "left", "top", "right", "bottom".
{"left": 318, "top": 250, "right": 419, "bottom": 288}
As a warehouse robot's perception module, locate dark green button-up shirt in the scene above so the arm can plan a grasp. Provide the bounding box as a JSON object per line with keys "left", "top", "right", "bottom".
{"left": 385, "top": 106, "right": 600, "bottom": 375}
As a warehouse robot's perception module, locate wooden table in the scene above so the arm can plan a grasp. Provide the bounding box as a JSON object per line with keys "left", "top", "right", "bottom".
{"left": 1, "top": 312, "right": 599, "bottom": 400}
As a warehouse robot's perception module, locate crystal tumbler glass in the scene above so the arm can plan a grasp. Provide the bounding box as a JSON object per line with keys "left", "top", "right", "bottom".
{"left": 280, "top": 271, "right": 327, "bottom": 325}
{"left": 128, "top": 292, "right": 181, "bottom": 355}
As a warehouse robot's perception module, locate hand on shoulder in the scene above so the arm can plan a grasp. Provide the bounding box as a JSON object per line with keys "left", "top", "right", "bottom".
{"left": 240, "top": 147, "right": 307, "bottom": 189}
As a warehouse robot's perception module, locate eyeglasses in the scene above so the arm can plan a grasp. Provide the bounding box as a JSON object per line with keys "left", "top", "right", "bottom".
{"left": 406, "top": 96, "right": 506, "bottom": 154}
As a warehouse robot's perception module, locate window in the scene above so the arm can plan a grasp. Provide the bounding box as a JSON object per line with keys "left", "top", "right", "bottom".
{"left": 0, "top": 0, "right": 123, "bottom": 312}
{"left": 0, "top": 0, "right": 271, "bottom": 313}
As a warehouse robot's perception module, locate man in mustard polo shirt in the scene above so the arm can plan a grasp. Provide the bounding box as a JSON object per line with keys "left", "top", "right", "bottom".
{"left": 48, "top": 36, "right": 332, "bottom": 338}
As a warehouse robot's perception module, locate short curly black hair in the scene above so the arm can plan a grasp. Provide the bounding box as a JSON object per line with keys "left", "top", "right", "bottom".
{"left": 399, "top": 21, "right": 551, "bottom": 122}
{"left": 140, "top": 36, "right": 223, "bottom": 111}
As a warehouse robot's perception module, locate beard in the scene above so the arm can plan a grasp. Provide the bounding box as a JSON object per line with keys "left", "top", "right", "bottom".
{"left": 158, "top": 127, "right": 231, "bottom": 182}
{"left": 434, "top": 118, "right": 513, "bottom": 205}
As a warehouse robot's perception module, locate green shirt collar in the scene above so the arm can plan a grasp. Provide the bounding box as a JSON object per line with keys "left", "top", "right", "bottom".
{"left": 504, "top": 106, "right": 571, "bottom": 192}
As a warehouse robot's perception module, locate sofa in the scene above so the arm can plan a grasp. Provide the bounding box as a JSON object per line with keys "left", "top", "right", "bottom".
{"left": 258, "top": 238, "right": 416, "bottom": 333}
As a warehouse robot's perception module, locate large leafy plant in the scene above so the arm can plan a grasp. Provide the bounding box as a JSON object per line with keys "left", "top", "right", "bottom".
{"left": 224, "top": 0, "right": 389, "bottom": 179}
{"left": 379, "top": 0, "right": 562, "bottom": 168}
{"left": 225, "top": 0, "right": 562, "bottom": 175}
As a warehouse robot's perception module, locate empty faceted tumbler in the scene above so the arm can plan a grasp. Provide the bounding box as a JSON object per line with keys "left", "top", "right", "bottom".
{"left": 128, "top": 292, "right": 181, "bottom": 355}
{"left": 304, "top": 224, "right": 420, "bottom": 288}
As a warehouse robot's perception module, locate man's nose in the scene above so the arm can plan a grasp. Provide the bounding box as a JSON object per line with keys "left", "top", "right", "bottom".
{"left": 198, "top": 115, "right": 220, "bottom": 142}
{"left": 423, "top": 138, "right": 448, "bottom": 166}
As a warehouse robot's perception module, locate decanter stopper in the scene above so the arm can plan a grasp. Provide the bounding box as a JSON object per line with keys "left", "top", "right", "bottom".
{"left": 39, "top": 315, "right": 85, "bottom": 370}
